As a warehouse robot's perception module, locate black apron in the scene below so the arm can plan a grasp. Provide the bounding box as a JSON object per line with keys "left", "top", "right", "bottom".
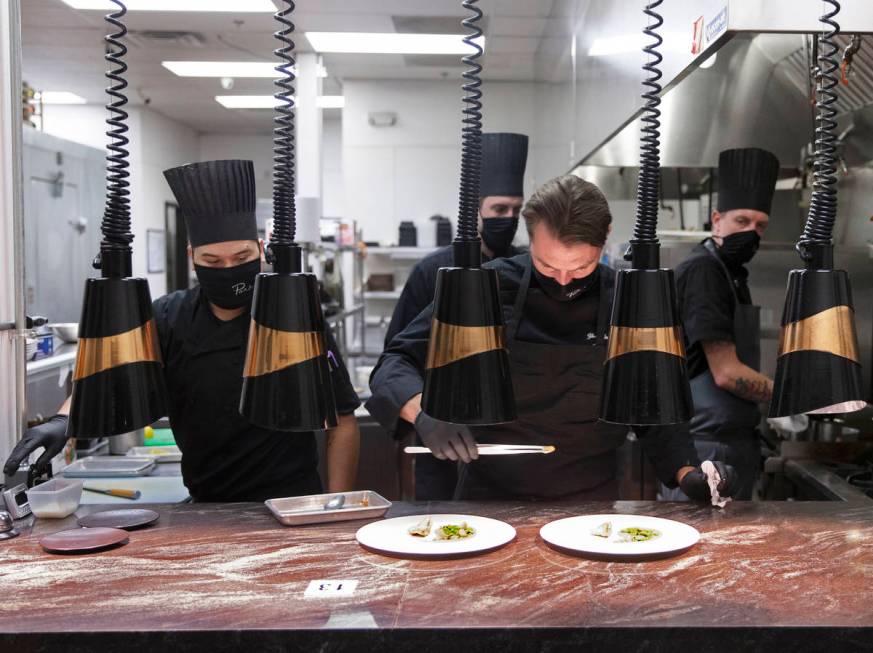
{"left": 689, "top": 239, "right": 762, "bottom": 438}
{"left": 455, "top": 259, "right": 628, "bottom": 500}
{"left": 661, "top": 239, "right": 761, "bottom": 500}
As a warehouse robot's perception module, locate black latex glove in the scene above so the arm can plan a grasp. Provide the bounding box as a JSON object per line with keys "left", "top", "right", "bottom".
{"left": 414, "top": 411, "right": 478, "bottom": 464}
{"left": 679, "top": 460, "right": 740, "bottom": 502}
{"left": 3, "top": 414, "right": 69, "bottom": 477}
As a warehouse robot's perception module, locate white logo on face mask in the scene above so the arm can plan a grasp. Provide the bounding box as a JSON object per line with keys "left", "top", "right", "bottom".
{"left": 566, "top": 288, "right": 582, "bottom": 299}
{"left": 231, "top": 282, "right": 252, "bottom": 296}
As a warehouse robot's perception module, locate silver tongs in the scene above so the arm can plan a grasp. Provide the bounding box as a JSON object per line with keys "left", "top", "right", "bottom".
{"left": 404, "top": 444, "right": 555, "bottom": 456}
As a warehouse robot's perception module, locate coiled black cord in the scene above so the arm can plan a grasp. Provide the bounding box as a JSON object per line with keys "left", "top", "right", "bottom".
{"left": 101, "top": 0, "right": 132, "bottom": 252}
{"left": 799, "top": 0, "right": 840, "bottom": 253}
{"left": 272, "top": 0, "right": 296, "bottom": 246}
{"left": 456, "top": 0, "right": 483, "bottom": 244}
{"left": 632, "top": 0, "right": 663, "bottom": 244}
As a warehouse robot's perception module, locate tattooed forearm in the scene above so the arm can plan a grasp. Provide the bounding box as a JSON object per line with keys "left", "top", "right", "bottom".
{"left": 732, "top": 376, "right": 773, "bottom": 403}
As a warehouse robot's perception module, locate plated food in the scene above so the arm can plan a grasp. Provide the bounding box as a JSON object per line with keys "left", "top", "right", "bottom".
{"left": 541, "top": 514, "right": 700, "bottom": 560}
{"left": 357, "top": 514, "right": 515, "bottom": 558}
{"left": 407, "top": 516, "right": 476, "bottom": 541}
{"left": 591, "top": 521, "right": 661, "bottom": 543}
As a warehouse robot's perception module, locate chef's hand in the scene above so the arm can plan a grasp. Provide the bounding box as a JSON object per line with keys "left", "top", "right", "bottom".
{"left": 414, "top": 411, "right": 478, "bottom": 463}
{"left": 679, "top": 461, "right": 739, "bottom": 502}
{"left": 3, "top": 414, "right": 69, "bottom": 476}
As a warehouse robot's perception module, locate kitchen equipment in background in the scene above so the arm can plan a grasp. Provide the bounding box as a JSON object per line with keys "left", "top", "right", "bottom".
{"left": 432, "top": 215, "right": 452, "bottom": 247}
{"left": 24, "top": 337, "right": 38, "bottom": 361}
{"left": 126, "top": 445, "right": 181, "bottom": 463}
{"left": 49, "top": 322, "right": 79, "bottom": 343}
{"left": 807, "top": 416, "right": 862, "bottom": 442}
{"left": 108, "top": 428, "right": 145, "bottom": 455}
{"left": 2, "top": 483, "right": 32, "bottom": 520}
{"left": 26, "top": 478, "right": 83, "bottom": 518}
{"left": 62, "top": 456, "right": 155, "bottom": 478}
{"left": 356, "top": 514, "right": 516, "bottom": 558}
{"left": 365, "top": 273, "right": 394, "bottom": 292}
{"left": 83, "top": 486, "right": 141, "bottom": 500}
{"left": 0, "top": 512, "right": 19, "bottom": 541}
{"left": 539, "top": 514, "right": 701, "bottom": 561}
{"left": 398, "top": 221, "right": 417, "bottom": 247}
{"left": 39, "top": 526, "right": 129, "bottom": 554}
{"left": 78, "top": 508, "right": 158, "bottom": 530}
{"left": 266, "top": 490, "right": 391, "bottom": 526}
{"left": 600, "top": 1, "right": 692, "bottom": 426}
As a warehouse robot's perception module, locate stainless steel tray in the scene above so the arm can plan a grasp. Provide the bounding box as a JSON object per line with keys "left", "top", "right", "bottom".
{"left": 62, "top": 456, "right": 156, "bottom": 478}
{"left": 265, "top": 490, "right": 391, "bottom": 526}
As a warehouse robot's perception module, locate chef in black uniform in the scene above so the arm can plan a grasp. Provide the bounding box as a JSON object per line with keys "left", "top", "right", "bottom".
{"left": 383, "top": 132, "right": 529, "bottom": 500}
{"left": 4, "top": 160, "right": 361, "bottom": 502}
{"left": 661, "top": 148, "right": 779, "bottom": 501}
{"left": 367, "top": 174, "right": 738, "bottom": 502}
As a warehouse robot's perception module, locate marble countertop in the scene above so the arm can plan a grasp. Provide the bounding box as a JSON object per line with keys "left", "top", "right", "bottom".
{"left": 1, "top": 500, "right": 872, "bottom": 651}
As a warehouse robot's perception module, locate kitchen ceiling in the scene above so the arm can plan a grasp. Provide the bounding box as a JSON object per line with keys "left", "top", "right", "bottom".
{"left": 21, "top": 0, "right": 563, "bottom": 134}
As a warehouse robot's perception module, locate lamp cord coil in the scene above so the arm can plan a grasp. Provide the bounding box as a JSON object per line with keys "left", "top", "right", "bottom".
{"left": 101, "top": 0, "right": 133, "bottom": 252}
{"left": 799, "top": 0, "right": 840, "bottom": 255}
{"left": 631, "top": 0, "right": 663, "bottom": 245}
{"left": 272, "top": 0, "right": 297, "bottom": 246}
{"left": 455, "top": 0, "right": 484, "bottom": 245}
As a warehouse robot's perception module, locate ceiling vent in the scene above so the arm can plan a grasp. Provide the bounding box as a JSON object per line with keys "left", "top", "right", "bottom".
{"left": 127, "top": 30, "right": 206, "bottom": 49}
{"left": 391, "top": 15, "right": 489, "bottom": 35}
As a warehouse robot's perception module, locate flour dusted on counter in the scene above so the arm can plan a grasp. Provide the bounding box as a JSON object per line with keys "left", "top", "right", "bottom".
{"left": 701, "top": 460, "right": 730, "bottom": 508}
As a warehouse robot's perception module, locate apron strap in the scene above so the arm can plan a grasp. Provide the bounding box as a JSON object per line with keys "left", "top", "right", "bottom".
{"left": 703, "top": 238, "right": 741, "bottom": 304}
{"left": 506, "top": 256, "right": 533, "bottom": 343}
{"left": 594, "top": 265, "right": 612, "bottom": 341}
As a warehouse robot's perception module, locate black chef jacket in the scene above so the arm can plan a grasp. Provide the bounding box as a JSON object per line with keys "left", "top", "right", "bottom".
{"left": 676, "top": 241, "right": 753, "bottom": 379}
{"left": 384, "top": 244, "right": 524, "bottom": 347}
{"left": 366, "top": 253, "right": 699, "bottom": 489}
{"left": 153, "top": 286, "right": 360, "bottom": 502}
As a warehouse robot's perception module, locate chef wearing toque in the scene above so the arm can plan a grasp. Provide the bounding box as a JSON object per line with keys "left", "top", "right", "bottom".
{"left": 383, "top": 132, "right": 529, "bottom": 501}
{"left": 662, "top": 147, "right": 780, "bottom": 501}
{"left": 4, "top": 160, "right": 361, "bottom": 503}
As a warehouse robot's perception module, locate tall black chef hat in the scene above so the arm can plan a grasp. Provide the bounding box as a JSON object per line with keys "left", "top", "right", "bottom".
{"left": 480, "top": 132, "right": 529, "bottom": 199}
{"left": 163, "top": 159, "right": 258, "bottom": 248}
{"left": 717, "top": 147, "right": 780, "bottom": 215}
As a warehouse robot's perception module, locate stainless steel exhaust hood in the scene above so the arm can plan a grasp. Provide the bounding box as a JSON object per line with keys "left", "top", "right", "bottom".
{"left": 573, "top": 0, "right": 873, "bottom": 169}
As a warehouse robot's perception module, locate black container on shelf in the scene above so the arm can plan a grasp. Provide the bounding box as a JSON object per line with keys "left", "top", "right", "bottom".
{"left": 431, "top": 215, "right": 452, "bottom": 247}
{"left": 398, "top": 221, "right": 417, "bottom": 247}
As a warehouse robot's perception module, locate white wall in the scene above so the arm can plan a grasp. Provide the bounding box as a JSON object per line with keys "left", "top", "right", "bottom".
{"left": 39, "top": 104, "right": 199, "bottom": 297}
{"left": 322, "top": 116, "right": 343, "bottom": 218}
{"left": 342, "top": 79, "right": 570, "bottom": 247}
{"left": 198, "top": 132, "right": 273, "bottom": 200}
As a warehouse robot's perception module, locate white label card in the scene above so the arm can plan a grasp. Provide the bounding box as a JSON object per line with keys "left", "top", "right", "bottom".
{"left": 304, "top": 579, "right": 358, "bottom": 598}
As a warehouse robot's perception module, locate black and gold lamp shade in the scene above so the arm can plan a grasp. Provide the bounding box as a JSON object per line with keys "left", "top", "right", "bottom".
{"left": 769, "top": 268, "right": 865, "bottom": 416}
{"left": 68, "top": 277, "right": 169, "bottom": 437}
{"left": 600, "top": 268, "right": 693, "bottom": 425}
{"left": 422, "top": 266, "right": 515, "bottom": 424}
{"left": 239, "top": 272, "right": 338, "bottom": 431}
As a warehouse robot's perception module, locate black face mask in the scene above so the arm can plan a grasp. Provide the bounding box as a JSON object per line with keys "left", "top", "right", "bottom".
{"left": 718, "top": 230, "right": 760, "bottom": 266}
{"left": 533, "top": 265, "right": 599, "bottom": 302}
{"left": 480, "top": 217, "right": 519, "bottom": 258}
{"left": 194, "top": 259, "right": 260, "bottom": 309}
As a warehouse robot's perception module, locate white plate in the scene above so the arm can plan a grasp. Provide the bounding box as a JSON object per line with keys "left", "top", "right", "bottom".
{"left": 540, "top": 514, "right": 700, "bottom": 560}
{"left": 356, "top": 514, "right": 516, "bottom": 558}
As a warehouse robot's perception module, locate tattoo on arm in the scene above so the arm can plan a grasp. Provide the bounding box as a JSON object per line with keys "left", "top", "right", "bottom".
{"left": 732, "top": 376, "right": 772, "bottom": 403}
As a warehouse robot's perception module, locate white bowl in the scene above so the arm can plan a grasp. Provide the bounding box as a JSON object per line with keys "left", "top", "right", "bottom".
{"left": 26, "top": 478, "right": 83, "bottom": 519}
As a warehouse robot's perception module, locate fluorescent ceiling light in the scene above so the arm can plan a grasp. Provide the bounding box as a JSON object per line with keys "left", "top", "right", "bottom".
{"left": 60, "top": 0, "right": 274, "bottom": 11}
{"left": 35, "top": 91, "right": 87, "bottom": 104}
{"left": 588, "top": 32, "right": 688, "bottom": 57}
{"left": 305, "top": 32, "right": 485, "bottom": 55}
{"left": 163, "top": 61, "right": 327, "bottom": 79}
{"left": 163, "top": 61, "right": 277, "bottom": 78}
{"left": 215, "top": 95, "right": 345, "bottom": 109}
